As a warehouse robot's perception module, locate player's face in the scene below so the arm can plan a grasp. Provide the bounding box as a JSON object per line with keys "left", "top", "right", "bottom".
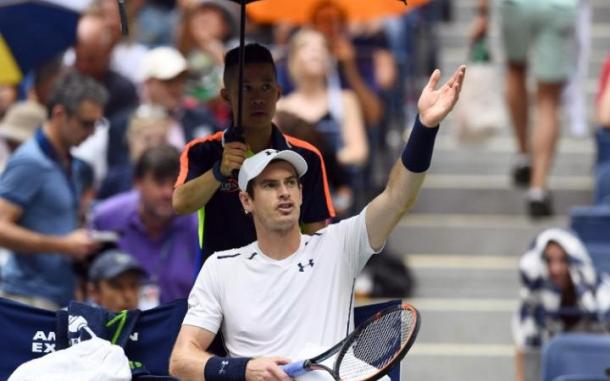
{"left": 543, "top": 242, "right": 571, "bottom": 290}
{"left": 224, "top": 63, "right": 280, "bottom": 132}
{"left": 246, "top": 161, "right": 302, "bottom": 233}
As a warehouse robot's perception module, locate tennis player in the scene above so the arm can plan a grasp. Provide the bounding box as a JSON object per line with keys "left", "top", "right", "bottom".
{"left": 170, "top": 65, "right": 466, "bottom": 381}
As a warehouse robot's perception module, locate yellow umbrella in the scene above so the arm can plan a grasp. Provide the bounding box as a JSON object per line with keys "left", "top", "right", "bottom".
{"left": 247, "top": 0, "right": 430, "bottom": 25}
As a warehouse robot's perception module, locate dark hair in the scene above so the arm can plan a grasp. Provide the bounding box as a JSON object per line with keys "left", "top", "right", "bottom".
{"left": 134, "top": 144, "right": 180, "bottom": 181}
{"left": 223, "top": 43, "right": 276, "bottom": 88}
{"left": 45, "top": 69, "right": 108, "bottom": 118}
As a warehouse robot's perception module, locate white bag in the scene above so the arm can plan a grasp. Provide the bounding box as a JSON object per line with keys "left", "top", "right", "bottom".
{"left": 8, "top": 337, "right": 131, "bottom": 381}
{"left": 455, "top": 62, "right": 507, "bottom": 142}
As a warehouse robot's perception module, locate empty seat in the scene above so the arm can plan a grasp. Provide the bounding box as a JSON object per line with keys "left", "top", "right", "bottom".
{"left": 554, "top": 375, "right": 607, "bottom": 381}
{"left": 541, "top": 333, "right": 610, "bottom": 381}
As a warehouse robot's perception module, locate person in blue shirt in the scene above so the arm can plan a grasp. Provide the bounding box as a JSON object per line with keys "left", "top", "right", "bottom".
{"left": 0, "top": 70, "right": 107, "bottom": 310}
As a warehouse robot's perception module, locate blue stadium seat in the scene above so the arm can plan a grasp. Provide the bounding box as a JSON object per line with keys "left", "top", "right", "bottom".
{"left": 554, "top": 376, "right": 608, "bottom": 381}
{"left": 570, "top": 206, "right": 610, "bottom": 245}
{"left": 570, "top": 206, "right": 610, "bottom": 274}
{"left": 596, "top": 128, "right": 610, "bottom": 168}
{"left": 582, "top": 243, "right": 610, "bottom": 276}
{"left": 595, "top": 162, "right": 610, "bottom": 205}
{"left": 541, "top": 333, "right": 610, "bottom": 381}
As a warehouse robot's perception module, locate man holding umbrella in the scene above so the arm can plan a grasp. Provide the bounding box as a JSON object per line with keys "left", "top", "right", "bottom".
{"left": 173, "top": 43, "right": 335, "bottom": 270}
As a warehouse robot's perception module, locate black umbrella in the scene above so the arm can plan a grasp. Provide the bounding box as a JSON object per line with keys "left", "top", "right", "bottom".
{"left": 222, "top": 0, "right": 261, "bottom": 142}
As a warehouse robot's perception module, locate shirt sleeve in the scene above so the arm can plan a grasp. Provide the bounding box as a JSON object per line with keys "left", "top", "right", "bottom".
{"left": 332, "top": 207, "right": 383, "bottom": 277}
{"left": 175, "top": 137, "right": 219, "bottom": 187}
{"left": 182, "top": 256, "right": 223, "bottom": 334}
{"left": 0, "top": 157, "right": 45, "bottom": 208}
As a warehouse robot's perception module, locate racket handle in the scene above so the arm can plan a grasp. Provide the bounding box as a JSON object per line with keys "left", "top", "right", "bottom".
{"left": 282, "top": 361, "right": 308, "bottom": 377}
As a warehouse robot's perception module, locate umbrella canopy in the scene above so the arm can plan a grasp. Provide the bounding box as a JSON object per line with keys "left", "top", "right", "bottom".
{"left": 247, "top": 0, "right": 429, "bottom": 25}
{"left": 0, "top": 0, "right": 92, "bottom": 85}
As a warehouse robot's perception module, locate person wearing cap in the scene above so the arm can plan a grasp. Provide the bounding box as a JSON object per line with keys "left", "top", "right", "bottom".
{"left": 87, "top": 249, "right": 147, "bottom": 312}
{"left": 169, "top": 64, "right": 466, "bottom": 380}
{"left": 103, "top": 45, "right": 221, "bottom": 202}
{"left": 173, "top": 43, "right": 336, "bottom": 274}
{"left": 0, "top": 70, "right": 108, "bottom": 310}
{"left": 0, "top": 101, "right": 46, "bottom": 173}
{"left": 139, "top": 45, "right": 222, "bottom": 147}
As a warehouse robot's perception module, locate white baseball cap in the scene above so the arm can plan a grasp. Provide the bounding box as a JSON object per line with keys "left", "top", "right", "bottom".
{"left": 140, "top": 47, "right": 188, "bottom": 81}
{"left": 238, "top": 149, "right": 308, "bottom": 191}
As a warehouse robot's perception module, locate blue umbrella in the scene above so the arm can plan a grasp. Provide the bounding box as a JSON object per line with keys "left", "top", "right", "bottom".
{"left": 0, "top": 0, "right": 92, "bottom": 85}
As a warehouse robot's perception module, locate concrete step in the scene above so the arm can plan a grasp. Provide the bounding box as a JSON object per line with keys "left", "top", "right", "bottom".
{"left": 403, "top": 355, "right": 514, "bottom": 381}
{"left": 412, "top": 307, "right": 514, "bottom": 345}
{"left": 388, "top": 214, "right": 568, "bottom": 255}
{"left": 448, "top": 0, "right": 610, "bottom": 24}
{"left": 430, "top": 151, "right": 593, "bottom": 177}
{"left": 451, "top": 0, "right": 610, "bottom": 9}
{"left": 410, "top": 178, "right": 591, "bottom": 215}
{"left": 408, "top": 267, "right": 519, "bottom": 299}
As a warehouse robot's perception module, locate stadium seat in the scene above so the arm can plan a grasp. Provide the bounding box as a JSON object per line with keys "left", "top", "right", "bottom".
{"left": 595, "top": 128, "right": 610, "bottom": 168}
{"left": 595, "top": 162, "right": 610, "bottom": 205}
{"left": 570, "top": 206, "right": 610, "bottom": 245}
{"left": 541, "top": 333, "right": 610, "bottom": 381}
{"left": 570, "top": 206, "right": 610, "bottom": 275}
{"left": 553, "top": 376, "right": 608, "bottom": 381}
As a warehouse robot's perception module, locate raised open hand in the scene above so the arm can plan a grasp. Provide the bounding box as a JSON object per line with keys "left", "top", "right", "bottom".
{"left": 418, "top": 65, "right": 466, "bottom": 128}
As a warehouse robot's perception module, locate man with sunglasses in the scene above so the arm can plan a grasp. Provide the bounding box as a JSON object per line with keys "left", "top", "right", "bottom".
{"left": 0, "top": 70, "right": 107, "bottom": 310}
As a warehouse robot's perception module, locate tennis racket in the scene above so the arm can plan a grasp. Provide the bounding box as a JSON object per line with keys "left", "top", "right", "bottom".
{"left": 282, "top": 303, "right": 420, "bottom": 381}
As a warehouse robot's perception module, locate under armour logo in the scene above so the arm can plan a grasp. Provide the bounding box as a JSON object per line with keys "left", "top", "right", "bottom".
{"left": 219, "top": 360, "right": 229, "bottom": 375}
{"left": 297, "top": 259, "right": 314, "bottom": 272}
{"left": 265, "top": 149, "right": 277, "bottom": 156}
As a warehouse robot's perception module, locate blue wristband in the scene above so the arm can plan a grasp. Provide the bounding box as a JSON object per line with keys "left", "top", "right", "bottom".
{"left": 212, "top": 161, "right": 228, "bottom": 183}
{"left": 401, "top": 115, "right": 439, "bottom": 173}
{"left": 204, "top": 356, "right": 251, "bottom": 381}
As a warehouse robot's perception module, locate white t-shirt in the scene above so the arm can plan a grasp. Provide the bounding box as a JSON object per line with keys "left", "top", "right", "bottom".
{"left": 183, "top": 208, "right": 381, "bottom": 358}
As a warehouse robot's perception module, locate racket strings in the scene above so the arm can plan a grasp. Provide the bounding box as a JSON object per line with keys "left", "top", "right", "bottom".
{"left": 338, "top": 308, "right": 416, "bottom": 380}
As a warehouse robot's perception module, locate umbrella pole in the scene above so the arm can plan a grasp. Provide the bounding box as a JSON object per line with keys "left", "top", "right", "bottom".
{"left": 235, "top": 0, "right": 247, "bottom": 141}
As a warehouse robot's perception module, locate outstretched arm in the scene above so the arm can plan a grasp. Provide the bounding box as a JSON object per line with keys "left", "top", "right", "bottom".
{"left": 366, "top": 66, "right": 466, "bottom": 250}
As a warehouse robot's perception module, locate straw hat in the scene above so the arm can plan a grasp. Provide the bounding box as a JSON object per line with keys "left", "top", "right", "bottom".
{"left": 0, "top": 101, "right": 46, "bottom": 143}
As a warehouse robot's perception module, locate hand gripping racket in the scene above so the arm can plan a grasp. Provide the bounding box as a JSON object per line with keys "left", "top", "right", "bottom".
{"left": 282, "top": 303, "right": 420, "bottom": 381}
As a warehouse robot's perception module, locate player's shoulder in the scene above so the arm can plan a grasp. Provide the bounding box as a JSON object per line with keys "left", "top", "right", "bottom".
{"left": 207, "top": 242, "right": 257, "bottom": 264}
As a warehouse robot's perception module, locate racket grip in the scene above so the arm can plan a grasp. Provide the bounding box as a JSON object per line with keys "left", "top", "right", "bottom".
{"left": 282, "top": 361, "right": 308, "bottom": 377}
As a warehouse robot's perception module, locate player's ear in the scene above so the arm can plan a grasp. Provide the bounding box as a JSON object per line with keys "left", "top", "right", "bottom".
{"left": 239, "top": 190, "right": 253, "bottom": 213}
{"left": 220, "top": 88, "right": 230, "bottom": 104}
